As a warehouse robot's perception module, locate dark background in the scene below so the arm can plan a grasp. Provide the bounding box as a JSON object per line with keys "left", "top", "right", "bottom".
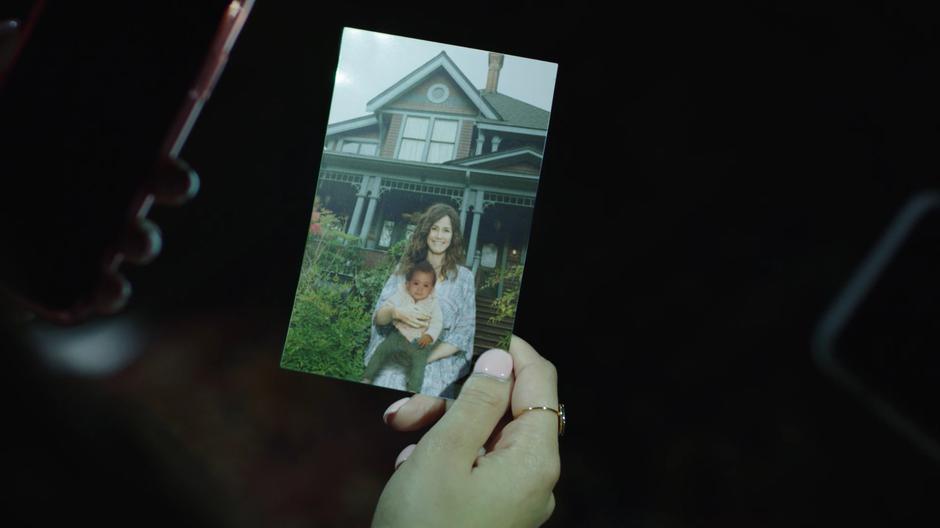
{"left": 3, "top": 2, "right": 940, "bottom": 526}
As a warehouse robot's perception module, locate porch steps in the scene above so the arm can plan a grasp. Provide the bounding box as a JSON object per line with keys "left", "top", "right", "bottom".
{"left": 473, "top": 295, "right": 514, "bottom": 356}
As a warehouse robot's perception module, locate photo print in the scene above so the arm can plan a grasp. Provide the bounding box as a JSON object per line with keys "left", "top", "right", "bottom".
{"left": 281, "top": 28, "right": 558, "bottom": 398}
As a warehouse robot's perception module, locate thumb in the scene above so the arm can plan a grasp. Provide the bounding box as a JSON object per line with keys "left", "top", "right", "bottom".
{"left": 418, "top": 349, "right": 513, "bottom": 467}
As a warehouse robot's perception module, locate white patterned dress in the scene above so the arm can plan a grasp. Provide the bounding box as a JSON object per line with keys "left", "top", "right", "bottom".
{"left": 363, "top": 266, "right": 476, "bottom": 398}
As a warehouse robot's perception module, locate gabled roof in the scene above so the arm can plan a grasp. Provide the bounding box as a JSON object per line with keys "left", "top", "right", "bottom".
{"left": 326, "top": 115, "right": 378, "bottom": 136}
{"left": 446, "top": 146, "right": 543, "bottom": 167}
{"left": 478, "top": 91, "right": 551, "bottom": 130}
{"left": 366, "top": 52, "right": 500, "bottom": 120}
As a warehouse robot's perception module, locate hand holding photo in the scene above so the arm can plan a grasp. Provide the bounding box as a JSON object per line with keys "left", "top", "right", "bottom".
{"left": 281, "top": 28, "right": 557, "bottom": 398}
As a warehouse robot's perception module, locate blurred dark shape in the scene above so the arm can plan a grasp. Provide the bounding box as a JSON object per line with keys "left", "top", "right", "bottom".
{"left": 4, "top": 2, "right": 940, "bottom": 526}
{"left": 0, "top": 1, "right": 257, "bottom": 525}
{"left": 816, "top": 192, "right": 940, "bottom": 462}
{"left": 0, "top": 319, "right": 228, "bottom": 526}
{"left": 26, "top": 315, "right": 143, "bottom": 376}
{"left": 0, "top": 1, "right": 240, "bottom": 322}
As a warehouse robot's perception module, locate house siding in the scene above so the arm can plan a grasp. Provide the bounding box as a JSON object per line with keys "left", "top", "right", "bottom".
{"left": 381, "top": 113, "right": 404, "bottom": 158}
{"left": 456, "top": 120, "right": 474, "bottom": 159}
{"left": 385, "top": 71, "right": 477, "bottom": 116}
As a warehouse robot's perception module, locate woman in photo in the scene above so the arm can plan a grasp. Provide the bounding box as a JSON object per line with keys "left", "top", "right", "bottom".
{"left": 363, "top": 203, "right": 476, "bottom": 398}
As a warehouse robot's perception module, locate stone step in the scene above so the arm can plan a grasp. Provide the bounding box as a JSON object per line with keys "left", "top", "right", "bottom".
{"left": 474, "top": 333, "right": 506, "bottom": 346}
{"left": 476, "top": 310, "right": 508, "bottom": 320}
{"left": 476, "top": 321, "right": 513, "bottom": 334}
{"left": 475, "top": 307, "right": 510, "bottom": 317}
{"left": 474, "top": 322, "right": 511, "bottom": 338}
{"left": 473, "top": 339, "right": 507, "bottom": 356}
{"left": 475, "top": 325, "right": 512, "bottom": 339}
{"left": 475, "top": 323, "right": 514, "bottom": 336}
{"left": 476, "top": 306, "right": 511, "bottom": 319}
{"left": 476, "top": 308, "right": 512, "bottom": 319}
{"left": 473, "top": 294, "right": 513, "bottom": 355}
{"left": 475, "top": 318, "right": 513, "bottom": 330}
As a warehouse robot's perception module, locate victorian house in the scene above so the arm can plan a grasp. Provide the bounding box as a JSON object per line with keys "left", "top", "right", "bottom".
{"left": 316, "top": 51, "right": 549, "bottom": 350}
{"left": 317, "top": 50, "right": 548, "bottom": 271}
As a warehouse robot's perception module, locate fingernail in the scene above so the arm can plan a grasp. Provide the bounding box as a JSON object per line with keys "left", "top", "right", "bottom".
{"left": 153, "top": 158, "right": 200, "bottom": 205}
{"left": 395, "top": 444, "right": 416, "bottom": 469}
{"left": 473, "top": 349, "right": 512, "bottom": 381}
{"left": 142, "top": 220, "right": 163, "bottom": 260}
{"left": 181, "top": 167, "right": 200, "bottom": 200}
{"left": 383, "top": 397, "right": 410, "bottom": 424}
{"left": 124, "top": 219, "right": 163, "bottom": 264}
{"left": 95, "top": 273, "right": 131, "bottom": 315}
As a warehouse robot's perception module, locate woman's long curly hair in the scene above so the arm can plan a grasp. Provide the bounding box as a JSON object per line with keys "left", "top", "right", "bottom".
{"left": 398, "top": 203, "right": 466, "bottom": 281}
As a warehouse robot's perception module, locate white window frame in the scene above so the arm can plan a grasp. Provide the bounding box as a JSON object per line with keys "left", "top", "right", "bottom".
{"left": 337, "top": 137, "right": 379, "bottom": 156}
{"left": 394, "top": 113, "right": 461, "bottom": 164}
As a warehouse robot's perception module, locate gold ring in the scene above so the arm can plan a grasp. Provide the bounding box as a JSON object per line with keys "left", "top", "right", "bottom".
{"left": 520, "top": 403, "right": 566, "bottom": 436}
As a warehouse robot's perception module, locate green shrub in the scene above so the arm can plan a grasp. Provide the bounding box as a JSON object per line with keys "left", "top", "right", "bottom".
{"left": 281, "top": 216, "right": 407, "bottom": 381}
{"left": 480, "top": 264, "right": 525, "bottom": 350}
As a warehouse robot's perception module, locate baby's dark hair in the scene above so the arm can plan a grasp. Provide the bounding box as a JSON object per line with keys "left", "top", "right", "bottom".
{"left": 405, "top": 260, "right": 437, "bottom": 286}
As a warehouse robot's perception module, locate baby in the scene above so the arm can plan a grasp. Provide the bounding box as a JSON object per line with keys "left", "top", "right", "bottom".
{"left": 362, "top": 260, "right": 443, "bottom": 393}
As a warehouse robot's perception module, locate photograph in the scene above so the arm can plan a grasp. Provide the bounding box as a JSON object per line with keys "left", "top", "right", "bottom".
{"left": 280, "top": 27, "right": 558, "bottom": 398}
{"left": 11, "top": 4, "right": 940, "bottom": 526}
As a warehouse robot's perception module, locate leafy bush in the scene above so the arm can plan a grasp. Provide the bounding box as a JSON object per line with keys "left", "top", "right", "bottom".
{"left": 481, "top": 264, "right": 524, "bottom": 323}
{"left": 281, "top": 211, "right": 407, "bottom": 381}
{"left": 480, "top": 264, "right": 525, "bottom": 350}
{"left": 354, "top": 239, "right": 407, "bottom": 307}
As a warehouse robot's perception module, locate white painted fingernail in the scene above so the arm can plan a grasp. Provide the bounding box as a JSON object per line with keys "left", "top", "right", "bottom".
{"left": 383, "top": 397, "right": 410, "bottom": 424}
{"left": 473, "top": 349, "right": 512, "bottom": 380}
{"left": 143, "top": 221, "right": 163, "bottom": 260}
{"left": 395, "top": 444, "right": 416, "bottom": 469}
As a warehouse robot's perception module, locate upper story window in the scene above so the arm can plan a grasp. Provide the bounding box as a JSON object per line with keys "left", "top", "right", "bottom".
{"left": 339, "top": 140, "right": 378, "bottom": 156}
{"left": 397, "top": 115, "right": 459, "bottom": 163}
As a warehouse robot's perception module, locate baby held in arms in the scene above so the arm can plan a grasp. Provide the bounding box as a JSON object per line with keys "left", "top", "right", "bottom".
{"left": 362, "top": 260, "right": 443, "bottom": 393}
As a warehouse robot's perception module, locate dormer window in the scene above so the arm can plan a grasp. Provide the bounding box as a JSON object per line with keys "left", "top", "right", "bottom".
{"left": 397, "top": 115, "right": 458, "bottom": 163}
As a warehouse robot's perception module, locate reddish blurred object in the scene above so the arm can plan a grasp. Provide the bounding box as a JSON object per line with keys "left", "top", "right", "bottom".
{"left": 0, "top": 1, "right": 253, "bottom": 324}
{"left": 309, "top": 210, "right": 322, "bottom": 236}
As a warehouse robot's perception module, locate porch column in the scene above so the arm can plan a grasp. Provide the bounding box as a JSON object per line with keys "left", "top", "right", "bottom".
{"left": 475, "top": 130, "right": 486, "bottom": 156}
{"left": 465, "top": 190, "right": 484, "bottom": 267}
{"left": 497, "top": 236, "right": 510, "bottom": 298}
{"left": 359, "top": 177, "right": 381, "bottom": 243}
{"left": 459, "top": 186, "right": 471, "bottom": 234}
{"left": 346, "top": 176, "right": 370, "bottom": 236}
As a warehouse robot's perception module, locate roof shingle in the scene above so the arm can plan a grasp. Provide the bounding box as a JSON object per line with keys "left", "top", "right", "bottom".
{"left": 479, "top": 91, "right": 551, "bottom": 130}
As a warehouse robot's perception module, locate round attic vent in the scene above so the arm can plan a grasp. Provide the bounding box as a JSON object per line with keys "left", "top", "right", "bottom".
{"left": 427, "top": 83, "right": 450, "bottom": 104}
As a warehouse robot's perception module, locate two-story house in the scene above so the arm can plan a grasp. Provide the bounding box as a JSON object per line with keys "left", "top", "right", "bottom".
{"left": 316, "top": 50, "right": 549, "bottom": 281}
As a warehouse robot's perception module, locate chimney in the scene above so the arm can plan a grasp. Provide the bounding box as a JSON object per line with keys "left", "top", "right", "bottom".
{"left": 485, "top": 52, "right": 504, "bottom": 93}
